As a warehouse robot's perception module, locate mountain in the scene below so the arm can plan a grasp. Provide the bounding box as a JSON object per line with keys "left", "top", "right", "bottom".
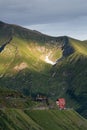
{"left": 1, "top": 109, "right": 87, "bottom": 130}
{"left": 0, "top": 21, "right": 70, "bottom": 96}
{"left": 0, "top": 21, "right": 87, "bottom": 118}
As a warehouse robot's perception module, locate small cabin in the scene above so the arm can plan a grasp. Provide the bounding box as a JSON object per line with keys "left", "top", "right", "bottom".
{"left": 56, "top": 98, "right": 66, "bottom": 109}
{"left": 35, "top": 94, "right": 49, "bottom": 105}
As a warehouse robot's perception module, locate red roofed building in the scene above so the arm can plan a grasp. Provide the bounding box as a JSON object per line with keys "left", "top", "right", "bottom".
{"left": 56, "top": 98, "right": 66, "bottom": 109}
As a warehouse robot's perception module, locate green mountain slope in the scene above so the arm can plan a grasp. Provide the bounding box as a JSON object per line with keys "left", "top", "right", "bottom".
{"left": 1, "top": 109, "right": 87, "bottom": 130}
{"left": 1, "top": 21, "right": 87, "bottom": 118}
{"left": 51, "top": 38, "right": 87, "bottom": 117}
{"left": 0, "top": 21, "right": 65, "bottom": 96}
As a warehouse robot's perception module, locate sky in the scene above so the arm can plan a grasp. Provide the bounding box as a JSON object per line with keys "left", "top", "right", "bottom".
{"left": 0, "top": 0, "right": 87, "bottom": 40}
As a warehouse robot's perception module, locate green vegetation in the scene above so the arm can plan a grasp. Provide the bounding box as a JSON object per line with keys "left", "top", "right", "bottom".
{"left": 51, "top": 38, "right": 87, "bottom": 117}
{"left": 0, "top": 109, "right": 87, "bottom": 130}
{"left": 1, "top": 21, "right": 87, "bottom": 119}
{"left": 69, "top": 38, "right": 87, "bottom": 56}
{"left": 0, "top": 22, "right": 63, "bottom": 98}
{"left": 0, "top": 109, "right": 42, "bottom": 130}
{"left": 25, "top": 109, "right": 87, "bottom": 130}
{"left": 0, "top": 87, "right": 38, "bottom": 108}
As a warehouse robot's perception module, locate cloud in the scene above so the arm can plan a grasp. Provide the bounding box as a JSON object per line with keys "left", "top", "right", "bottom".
{"left": 0, "top": 0, "right": 87, "bottom": 25}
{"left": 27, "top": 16, "right": 87, "bottom": 40}
{"left": 0, "top": 0, "right": 87, "bottom": 39}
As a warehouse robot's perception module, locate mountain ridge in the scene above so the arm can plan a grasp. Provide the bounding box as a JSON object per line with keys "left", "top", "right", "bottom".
{"left": 0, "top": 21, "right": 87, "bottom": 118}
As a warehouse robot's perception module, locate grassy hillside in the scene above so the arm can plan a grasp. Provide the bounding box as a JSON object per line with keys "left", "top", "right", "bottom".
{"left": 1, "top": 21, "right": 87, "bottom": 118}
{"left": 0, "top": 109, "right": 42, "bottom": 130}
{"left": 0, "top": 35, "right": 62, "bottom": 96}
{"left": 0, "top": 21, "right": 63, "bottom": 97}
{"left": 0, "top": 109, "right": 87, "bottom": 130}
{"left": 50, "top": 38, "right": 87, "bottom": 117}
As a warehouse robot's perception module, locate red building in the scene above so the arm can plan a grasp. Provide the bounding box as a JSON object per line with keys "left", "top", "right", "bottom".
{"left": 56, "top": 98, "right": 66, "bottom": 109}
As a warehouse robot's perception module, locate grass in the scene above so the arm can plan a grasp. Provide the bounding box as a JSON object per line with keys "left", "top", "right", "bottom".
{"left": 0, "top": 108, "right": 87, "bottom": 130}
{"left": 1, "top": 21, "right": 87, "bottom": 119}
{"left": 69, "top": 38, "right": 87, "bottom": 56}
{"left": 0, "top": 109, "right": 42, "bottom": 130}
{"left": 1, "top": 35, "right": 87, "bottom": 111}
{"left": 51, "top": 40, "right": 87, "bottom": 117}
{"left": 25, "top": 109, "right": 87, "bottom": 130}
{"left": 0, "top": 35, "right": 63, "bottom": 97}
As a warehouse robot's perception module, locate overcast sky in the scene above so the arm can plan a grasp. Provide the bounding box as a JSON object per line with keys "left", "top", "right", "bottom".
{"left": 0, "top": 0, "right": 87, "bottom": 40}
